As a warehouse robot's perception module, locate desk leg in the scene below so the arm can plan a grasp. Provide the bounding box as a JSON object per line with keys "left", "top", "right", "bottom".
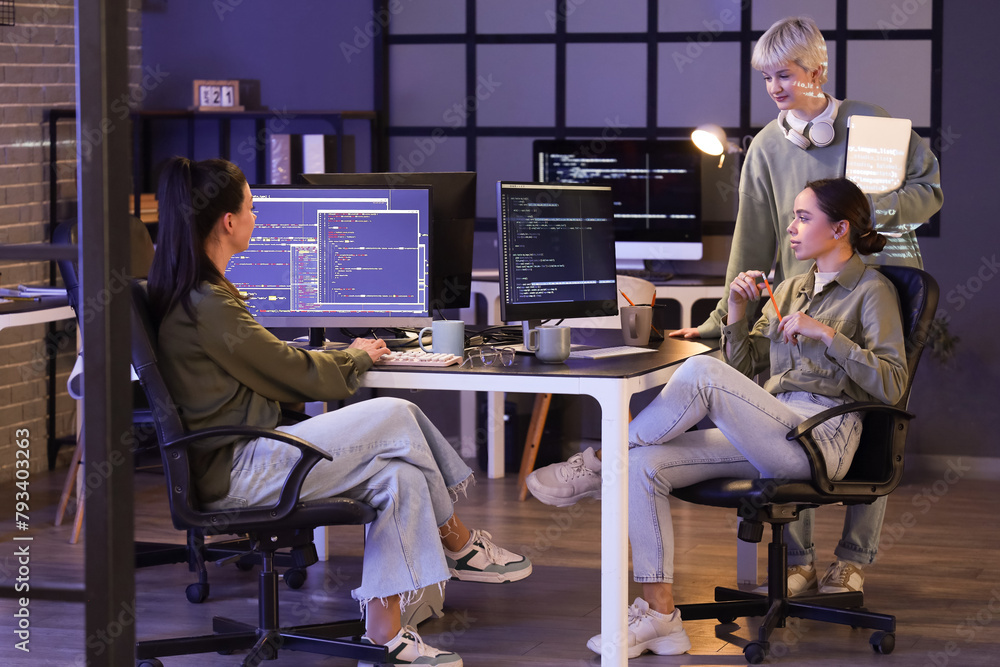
{"left": 486, "top": 391, "right": 505, "bottom": 479}
{"left": 595, "top": 385, "right": 630, "bottom": 667}
{"left": 459, "top": 391, "right": 477, "bottom": 459}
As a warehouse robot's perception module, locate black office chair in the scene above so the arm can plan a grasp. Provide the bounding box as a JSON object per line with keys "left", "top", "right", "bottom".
{"left": 55, "top": 219, "right": 273, "bottom": 601}
{"left": 129, "top": 280, "right": 386, "bottom": 666}
{"left": 673, "top": 266, "right": 938, "bottom": 664}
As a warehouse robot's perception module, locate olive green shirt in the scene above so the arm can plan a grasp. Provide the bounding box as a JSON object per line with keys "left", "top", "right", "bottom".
{"left": 157, "top": 283, "right": 374, "bottom": 502}
{"left": 721, "top": 254, "right": 908, "bottom": 405}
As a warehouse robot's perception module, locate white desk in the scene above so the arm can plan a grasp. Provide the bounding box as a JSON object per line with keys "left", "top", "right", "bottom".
{"left": 0, "top": 298, "right": 74, "bottom": 332}
{"left": 359, "top": 331, "right": 715, "bottom": 667}
{"left": 460, "top": 274, "right": 726, "bottom": 478}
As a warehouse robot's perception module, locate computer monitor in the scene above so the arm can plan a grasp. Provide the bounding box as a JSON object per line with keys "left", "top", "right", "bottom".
{"left": 496, "top": 181, "right": 619, "bottom": 336}
{"left": 533, "top": 139, "right": 703, "bottom": 268}
{"left": 301, "top": 172, "right": 476, "bottom": 312}
{"left": 226, "top": 185, "right": 432, "bottom": 344}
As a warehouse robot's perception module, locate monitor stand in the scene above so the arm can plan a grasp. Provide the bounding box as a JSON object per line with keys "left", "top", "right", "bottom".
{"left": 616, "top": 259, "right": 646, "bottom": 271}
{"left": 308, "top": 327, "right": 327, "bottom": 348}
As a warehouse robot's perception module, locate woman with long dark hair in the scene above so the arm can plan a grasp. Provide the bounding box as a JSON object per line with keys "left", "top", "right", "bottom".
{"left": 148, "top": 157, "right": 530, "bottom": 667}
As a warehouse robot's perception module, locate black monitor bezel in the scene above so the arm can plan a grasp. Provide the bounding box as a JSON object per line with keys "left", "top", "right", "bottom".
{"left": 496, "top": 181, "right": 619, "bottom": 325}
{"left": 301, "top": 171, "right": 476, "bottom": 312}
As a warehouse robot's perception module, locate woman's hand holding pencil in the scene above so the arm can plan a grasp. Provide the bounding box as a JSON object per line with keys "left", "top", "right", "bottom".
{"left": 726, "top": 269, "right": 768, "bottom": 328}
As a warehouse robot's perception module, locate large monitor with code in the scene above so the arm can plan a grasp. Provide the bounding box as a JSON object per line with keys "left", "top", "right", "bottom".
{"left": 496, "top": 181, "right": 619, "bottom": 328}
{"left": 226, "top": 185, "right": 432, "bottom": 334}
{"left": 533, "top": 139, "right": 703, "bottom": 268}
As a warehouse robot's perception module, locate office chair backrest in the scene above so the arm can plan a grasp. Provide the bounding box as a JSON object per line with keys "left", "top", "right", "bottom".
{"left": 129, "top": 280, "right": 201, "bottom": 527}
{"left": 839, "top": 266, "right": 939, "bottom": 485}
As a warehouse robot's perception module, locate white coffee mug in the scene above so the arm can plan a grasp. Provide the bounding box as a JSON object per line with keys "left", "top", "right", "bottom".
{"left": 418, "top": 320, "right": 465, "bottom": 358}
{"left": 526, "top": 326, "right": 571, "bottom": 363}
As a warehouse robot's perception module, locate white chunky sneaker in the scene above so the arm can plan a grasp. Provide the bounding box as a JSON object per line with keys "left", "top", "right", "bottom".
{"left": 752, "top": 562, "right": 818, "bottom": 597}
{"left": 444, "top": 529, "right": 532, "bottom": 583}
{"left": 819, "top": 560, "right": 865, "bottom": 594}
{"left": 359, "top": 625, "right": 462, "bottom": 666}
{"left": 586, "top": 597, "right": 692, "bottom": 658}
{"left": 525, "top": 446, "right": 602, "bottom": 507}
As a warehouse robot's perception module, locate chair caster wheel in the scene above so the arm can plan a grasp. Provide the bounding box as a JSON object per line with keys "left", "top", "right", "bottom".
{"left": 871, "top": 630, "right": 895, "bottom": 654}
{"left": 284, "top": 567, "right": 307, "bottom": 589}
{"left": 185, "top": 582, "right": 209, "bottom": 604}
{"left": 718, "top": 615, "right": 737, "bottom": 624}
{"left": 744, "top": 641, "right": 768, "bottom": 664}
{"left": 138, "top": 659, "right": 163, "bottom": 667}
{"left": 235, "top": 559, "right": 254, "bottom": 572}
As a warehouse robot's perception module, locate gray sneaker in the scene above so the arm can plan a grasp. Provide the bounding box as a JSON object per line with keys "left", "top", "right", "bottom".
{"left": 526, "top": 446, "right": 602, "bottom": 507}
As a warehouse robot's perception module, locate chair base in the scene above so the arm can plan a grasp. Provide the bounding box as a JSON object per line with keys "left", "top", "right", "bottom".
{"left": 678, "top": 586, "right": 896, "bottom": 663}
{"left": 135, "top": 616, "right": 385, "bottom": 665}
{"left": 677, "top": 522, "right": 895, "bottom": 664}
{"left": 136, "top": 562, "right": 387, "bottom": 666}
{"left": 136, "top": 533, "right": 309, "bottom": 604}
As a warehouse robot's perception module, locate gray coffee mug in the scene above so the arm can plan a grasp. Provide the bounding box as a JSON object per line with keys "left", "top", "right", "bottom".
{"left": 621, "top": 306, "right": 652, "bottom": 346}
{"left": 527, "top": 326, "right": 571, "bottom": 363}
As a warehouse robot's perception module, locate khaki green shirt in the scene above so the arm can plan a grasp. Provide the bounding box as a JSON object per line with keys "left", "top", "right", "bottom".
{"left": 157, "top": 283, "right": 373, "bottom": 502}
{"left": 721, "top": 254, "right": 908, "bottom": 405}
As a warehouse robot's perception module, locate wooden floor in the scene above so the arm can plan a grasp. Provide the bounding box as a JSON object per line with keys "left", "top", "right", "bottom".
{"left": 2, "top": 463, "right": 999, "bottom": 666}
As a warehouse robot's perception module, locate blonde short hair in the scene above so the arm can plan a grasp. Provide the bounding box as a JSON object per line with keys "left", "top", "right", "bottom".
{"left": 751, "top": 16, "right": 828, "bottom": 86}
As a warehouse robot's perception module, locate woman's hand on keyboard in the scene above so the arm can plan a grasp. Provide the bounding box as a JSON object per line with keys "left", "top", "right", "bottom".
{"left": 348, "top": 337, "right": 391, "bottom": 363}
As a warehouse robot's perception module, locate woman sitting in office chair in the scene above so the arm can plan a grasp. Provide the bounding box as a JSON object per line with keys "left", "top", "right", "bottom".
{"left": 530, "top": 177, "right": 908, "bottom": 658}
{"left": 148, "top": 156, "right": 531, "bottom": 667}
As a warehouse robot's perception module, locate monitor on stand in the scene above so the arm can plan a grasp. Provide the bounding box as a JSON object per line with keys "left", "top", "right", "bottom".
{"left": 533, "top": 139, "right": 703, "bottom": 271}
{"left": 302, "top": 171, "right": 476, "bottom": 313}
{"left": 227, "top": 184, "right": 432, "bottom": 347}
{"left": 496, "top": 181, "right": 619, "bottom": 341}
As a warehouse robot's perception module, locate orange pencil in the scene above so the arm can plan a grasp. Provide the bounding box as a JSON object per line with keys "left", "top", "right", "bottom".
{"left": 761, "top": 275, "right": 782, "bottom": 322}
{"left": 619, "top": 289, "right": 636, "bottom": 306}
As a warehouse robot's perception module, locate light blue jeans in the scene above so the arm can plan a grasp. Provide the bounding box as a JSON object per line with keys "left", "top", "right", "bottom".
{"left": 627, "top": 355, "right": 862, "bottom": 583}
{"left": 786, "top": 498, "right": 887, "bottom": 567}
{"left": 204, "top": 397, "right": 473, "bottom": 604}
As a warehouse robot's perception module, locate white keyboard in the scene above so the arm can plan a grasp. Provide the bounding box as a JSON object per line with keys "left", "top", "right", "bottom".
{"left": 568, "top": 345, "right": 656, "bottom": 360}
{"left": 375, "top": 349, "right": 462, "bottom": 367}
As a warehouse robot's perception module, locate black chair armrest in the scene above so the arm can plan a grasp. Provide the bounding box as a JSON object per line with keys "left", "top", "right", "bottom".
{"left": 786, "top": 402, "right": 915, "bottom": 496}
{"left": 166, "top": 425, "right": 332, "bottom": 528}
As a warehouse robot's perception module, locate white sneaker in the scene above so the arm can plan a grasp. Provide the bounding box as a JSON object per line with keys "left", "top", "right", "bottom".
{"left": 586, "top": 597, "right": 692, "bottom": 659}
{"left": 444, "top": 529, "right": 532, "bottom": 583}
{"left": 819, "top": 560, "right": 865, "bottom": 594}
{"left": 752, "top": 563, "right": 817, "bottom": 597}
{"left": 359, "top": 625, "right": 462, "bottom": 666}
{"left": 526, "top": 446, "right": 602, "bottom": 507}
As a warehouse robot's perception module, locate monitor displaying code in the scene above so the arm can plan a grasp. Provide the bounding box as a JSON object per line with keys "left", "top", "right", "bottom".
{"left": 226, "top": 186, "right": 431, "bottom": 327}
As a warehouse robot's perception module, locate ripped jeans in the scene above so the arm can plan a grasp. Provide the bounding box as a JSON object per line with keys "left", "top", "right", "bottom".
{"left": 203, "top": 396, "right": 473, "bottom": 605}
{"left": 627, "top": 355, "right": 861, "bottom": 583}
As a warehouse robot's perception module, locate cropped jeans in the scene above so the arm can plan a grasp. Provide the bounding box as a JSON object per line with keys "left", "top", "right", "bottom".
{"left": 203, "top": 397, "right": 473, "bottom": 605}
{"left": 627, "top": 355, "right": 862, "bottom": 584}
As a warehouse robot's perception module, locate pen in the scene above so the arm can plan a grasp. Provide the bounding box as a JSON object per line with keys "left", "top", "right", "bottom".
{"left": 761, "top": 275, "right": 782, "bottom": 322}
{"left": 619, "top": 289, "right": 636, "bottom": 306}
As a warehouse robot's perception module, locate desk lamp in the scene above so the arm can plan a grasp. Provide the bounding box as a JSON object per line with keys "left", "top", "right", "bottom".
{"left": 691, "top": 124, "right": 744, "bottom": 168}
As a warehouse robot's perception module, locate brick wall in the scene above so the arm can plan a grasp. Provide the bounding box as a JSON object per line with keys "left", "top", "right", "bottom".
{"left": 0, "top": 0, "right": 142, "bottom": 485}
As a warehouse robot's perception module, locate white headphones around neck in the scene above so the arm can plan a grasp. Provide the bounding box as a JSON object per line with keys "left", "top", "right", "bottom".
{"left": 778, "top": 97, "right": 840, "bottom": 149}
